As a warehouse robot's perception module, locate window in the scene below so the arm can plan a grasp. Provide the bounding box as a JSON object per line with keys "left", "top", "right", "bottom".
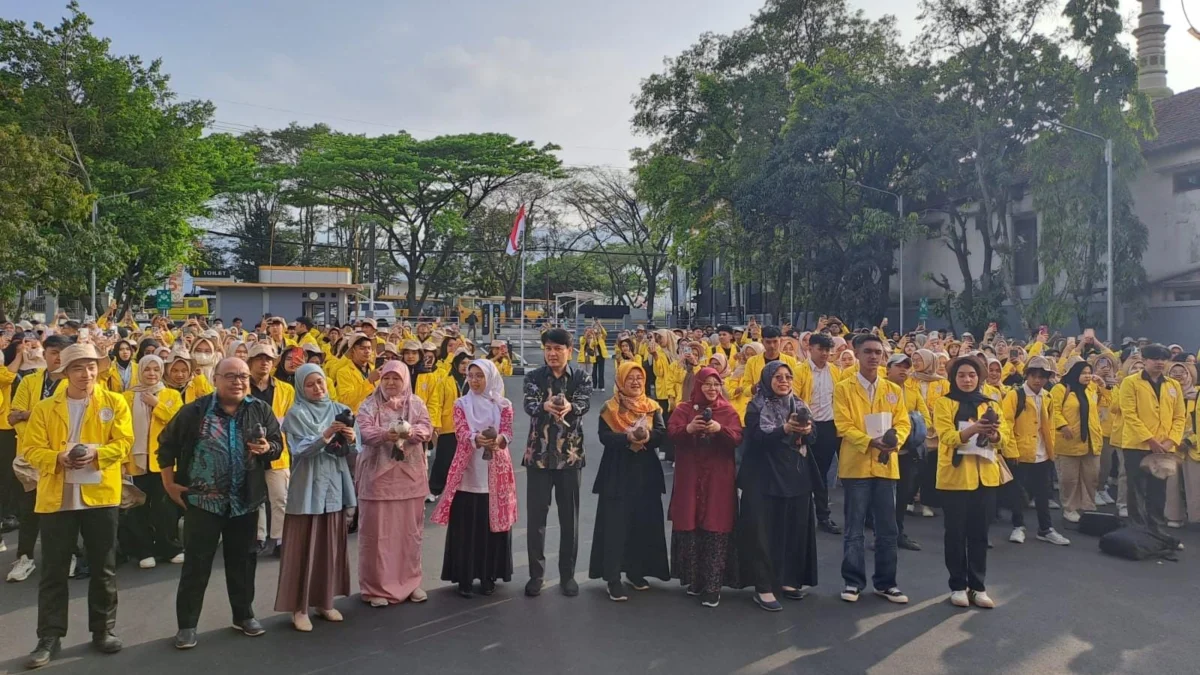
{"left": 1012, "top": 215, "right": 1040, "bottom": 286}
{"left": 1172, "top": 289, "right": 1200, "bottom": 302}
{"left": 1174, "top": 168, "right": 1200, "bottom": 194}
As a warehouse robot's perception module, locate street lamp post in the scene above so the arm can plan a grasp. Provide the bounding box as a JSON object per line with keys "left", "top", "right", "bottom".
{"left": 91, "top": 188, "right": 149, "bottom": 318}
{"left": 853, "top": 182, "right": 905, "bottom": 331}
{"left": 1047, "top": 122, "right": 1114, "bottom": 343}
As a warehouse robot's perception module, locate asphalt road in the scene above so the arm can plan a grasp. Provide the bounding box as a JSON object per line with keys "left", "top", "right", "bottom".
{"left": 1, "top": 376, "right": 1198, "bottom": 675}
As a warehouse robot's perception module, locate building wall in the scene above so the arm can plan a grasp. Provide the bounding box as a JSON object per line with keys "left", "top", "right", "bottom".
{"left": 213, "top": 287, "right": 350, "bottom": 326}
{"left": 1131, "top": 145, "right": 1200, "bottom": 278}
{"left": 214, "top": 289, "right": 266, "bottom": 325}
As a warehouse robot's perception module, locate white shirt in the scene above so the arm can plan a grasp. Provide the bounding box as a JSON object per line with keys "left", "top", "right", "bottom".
{"left": 856, "top": 372, "right": 879, "bottom": 404}
{"left": 1023, "top": 383, "right": 1048, "bottom": 463}
{"left": 809, "top": 359, "right": 836, "bottom": 422}
{"left": 460, "top": 442, "right": 491, "bottom": 494}
{"left": 60, "top": 397, "right": 90, "bottom": 511}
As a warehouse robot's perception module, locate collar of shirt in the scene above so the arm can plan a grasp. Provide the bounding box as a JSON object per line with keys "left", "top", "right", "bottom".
{"left": 207, "top": 395, "right": 247, "bottom": 418}
{"left": 808, "top": 358, "right": 829, "bottom": 373}
{"left": 1022, "top": 383, "right": 1043, "bottom": 401}
{"left": 856, "top": 372, "right": 878, "bottom": 399}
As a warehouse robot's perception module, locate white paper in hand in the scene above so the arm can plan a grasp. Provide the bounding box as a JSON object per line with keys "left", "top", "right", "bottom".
{"left": 865, "top": 413, "right": 892, "bottom": 440}
{"left": 956, "top": 422, "right": 995, "bottom": 462}
{"left": 66, "top": 444, "right": 102, "bottom": 485}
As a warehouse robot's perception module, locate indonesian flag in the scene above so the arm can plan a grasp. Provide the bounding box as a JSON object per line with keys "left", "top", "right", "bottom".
{"left": 506, "top": 204, "right": 527, "bottom": 256}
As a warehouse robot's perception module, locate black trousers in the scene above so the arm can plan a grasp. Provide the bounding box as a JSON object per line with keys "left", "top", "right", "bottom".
{"left": 1009, "top": 461, "right": 1053, "bottom": 533}
{"left": 895, "top": 451, "right": 922, "bottom": 536}
{"left": 941, "top": 488, "right": 995, "bottom": 592}
{"left": 38, "top": 507, "right": 119, "bottom": 639}
{"left": 1123, "top": 449, "right": 1167, "bottom": 534}
{"left": 176, "top": 505, "right": 259, "bottom": 630}
{"left": 655, "top": 400, "right": 675, "bottom": 461}
{"left": 119, "top": 473, "right": 183, "bottom": 561}
{"left": 0, "top": 429, "right": 19, "bottom": 518}
{"left": 429, "top": 433, "right": 456, "bottom": 496}
{"left": 18, "top": 488, "right": 41, "bottom": 557}
{"left": 591, "top": 359, "right": 606, "bottom": 391}
{"left": 526, "top": 467, "right": 581, "bottom": 581}
{"left": 810, "top": 420, "right": 839, "bottom": 522}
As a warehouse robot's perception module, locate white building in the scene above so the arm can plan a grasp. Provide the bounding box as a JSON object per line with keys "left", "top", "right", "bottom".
{"left": 891, "top": 0, "right": 1200, "bottom": 343}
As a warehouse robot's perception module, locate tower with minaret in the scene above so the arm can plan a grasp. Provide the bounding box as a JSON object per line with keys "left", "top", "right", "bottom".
{"left": 1134, "top": 0, "right": 1174, "bottom": 99}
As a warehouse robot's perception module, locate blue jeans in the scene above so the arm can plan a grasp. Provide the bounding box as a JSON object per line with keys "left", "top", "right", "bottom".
{"left": 841, "top": 478, "right": 899, "bottom": 591}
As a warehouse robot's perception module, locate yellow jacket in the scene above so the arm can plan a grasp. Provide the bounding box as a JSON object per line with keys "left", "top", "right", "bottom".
{"left": 1095, "top": 382, "right": 1115, "bottom": 438}
{"left": 414, "top": 370, "right": 438, "bottom": 405}
{"left": 576, "top": 336, "right": 609, "bottom": 364}
{"left": 1191, "top": 402, "right": 1200, "bottom": 462}
{"left": 1119, "top": 374, "right": 1186, "bottom": 451}
{"left": 0, "top": 367, "right": 16, "bottom": 432}
{"left": 99, "top": 361, "right": 138, "bottom": 394}
{"left": 793, "top": 359, "right": 843, "bottom": 404}
{"left": 650, "top": 353, "right": 687, "bottom": 406}
{"left": 22, "top": 386, "right": 133, "bottom": 513}
{"left": 11, "top": 370, "right": 65, "bottom": 443}
{"left": 122, "top": 388, "right": 184, "bottom": 473}
{"left": 491, "top": 356, "right": 513, "bottom": 377}
{"left": 933, "top": 398, "right": 1016, "bottom": 490}
{"left": 900, "top": 378, "right": 932, "bottom": 429}
{"left": 982, "top": 383, "right": 1007, "bottom": 405}
{"left": 744, "top": 353, "right": 800, "bottom": 397}
{"left": 1001, "top": 386, "right": 1056, "bottom": 463}
{"left": 426, "top": 372, "right": 462, "bottom": 434}
{"left": 1050, "top": 383, "right": 1103, "bottom": 456}
{"left": 178, "top": 374, "right": 214, "bottom": 405}
{"left": 258, "top": 378, "right": 295, "bottom": 470}
{"left": 833, "top": 375, "right": 911, "bottom": 480}
{"left": 335, "top": 362, "right": 376, "bottom": 414}
{"left": 915, "top": 378, "right": 950, "bottom": 411}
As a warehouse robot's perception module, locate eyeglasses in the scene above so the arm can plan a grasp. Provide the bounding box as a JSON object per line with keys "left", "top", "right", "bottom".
{"left": 217, "top": 373, "right": 251, "bottom": 383}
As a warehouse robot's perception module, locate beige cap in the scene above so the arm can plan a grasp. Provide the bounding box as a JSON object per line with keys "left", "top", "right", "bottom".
{"left": 359, "top": 317, "right": 378, "bottom": 329}
{"left": 401, "top": 339, "right": 422, "bottom": 352}
{"left": 53, "top": 343, "right": 103, "bottom": 375}
{"left": 266, "top": 316, "right": 286, "bottom": 325}
{"left": 301, "top": 343, "right": 323, "bottom": 356}
{"left": 1025, "top": 356, "right": 1055, "bottom": 374}
{"left": 247, "top": 343, "right": 278, "bottom": 361}
{"left": 421, "top": 340, "right": 437, "bottom": 352}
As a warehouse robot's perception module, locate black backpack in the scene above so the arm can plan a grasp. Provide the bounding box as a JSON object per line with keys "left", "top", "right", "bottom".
{"left": 1098, "top": 527, "right": 1180, "bottom": 561}
{"left": 1078, "top": 510, "right": 1122, "bottom": 537}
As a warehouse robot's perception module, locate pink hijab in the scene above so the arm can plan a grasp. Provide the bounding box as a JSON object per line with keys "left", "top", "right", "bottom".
{"left": 369, "top": 361, "right": 412, "bottom": 413}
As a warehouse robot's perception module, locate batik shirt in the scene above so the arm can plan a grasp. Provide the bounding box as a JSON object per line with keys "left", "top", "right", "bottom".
{"left": 185, "top": 397, "right": 257, "bottom": 517}
{"left": 522, "top": 365, "right": 592, "bottom": 470}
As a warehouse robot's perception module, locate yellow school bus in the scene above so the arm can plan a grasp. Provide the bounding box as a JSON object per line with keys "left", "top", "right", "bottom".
{"left": 458, "top": 296, "right": 548, "bottom": 322}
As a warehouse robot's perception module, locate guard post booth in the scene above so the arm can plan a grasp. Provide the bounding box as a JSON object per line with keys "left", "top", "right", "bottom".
{"left": 195, "top": 266, "right": 362, "bottom": 327}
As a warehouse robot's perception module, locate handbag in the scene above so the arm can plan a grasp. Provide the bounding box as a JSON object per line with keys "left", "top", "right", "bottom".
{"left": 996, "top": 455, "right": 1014, "bottom": 485}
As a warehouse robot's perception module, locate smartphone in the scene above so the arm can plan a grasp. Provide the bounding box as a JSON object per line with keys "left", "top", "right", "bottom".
{"left": 1038, "top": 325, "right": 1048, "bottom": 335}
{"left": 79, "top": 327, "right": 89, "bottom": 340}
{"left": 1083, "top": 328, "right": 1095, "bottom": 341}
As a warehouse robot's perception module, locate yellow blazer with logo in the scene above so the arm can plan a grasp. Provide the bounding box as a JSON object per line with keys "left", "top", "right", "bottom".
{"left": 833, "top": 375, "right": 911, "bottom": 480}
{"left": 261, "top": 378, "right": 295, "bottom": 470}
{"left": 122, "top": 388, "right": 184, "bottom": 473}
{"left": 21, "top": 386, "right": 133, "bottom": 513}
{"left": 10, "top": 370, "right": 64, "bottom": 443}
{"left": 745, "top": 353, "right": 800, "bottom": 397}
{"left": 335, "top": 363, "right": 376, "bottom": 414}
{"left": 793, "top": 360, "right": 843, "bottom": 405}
{"left": 1119, "top": 375, "right": 1186, "bottom": 451}
{"left": 1001, "top": 387, "right": 1056, "bottom": 463}
{"left": 99, "top": 361, "right": 138, "bottom": 394}
{"left": 933, "top": 398, "right": 1016, "bottom": 490}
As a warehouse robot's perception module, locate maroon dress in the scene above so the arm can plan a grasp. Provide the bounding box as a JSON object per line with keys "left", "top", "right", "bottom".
{"left": 666, "top": 368, "right": 743, "bottom": 594}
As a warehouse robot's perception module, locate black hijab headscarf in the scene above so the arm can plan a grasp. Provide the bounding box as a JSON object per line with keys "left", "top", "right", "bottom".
{"left": 450, "top": 351, "right": 471, "bottom": 395}
{"left": 137, "top": 338, "right": 160, "bottom": 361}
{"left": 946, "top": 357, "right": 991, "bottom": 465}
{"left": 275, "top": 346, "right": 302, "bottom": 386}
{"left": 1061, "top": 361, "right": 1093, "bottom": 448}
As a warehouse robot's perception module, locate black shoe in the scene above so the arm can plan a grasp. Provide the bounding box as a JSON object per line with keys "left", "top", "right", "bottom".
{"left": 701, "top": 591, "right": 721, "bottom": 607}
{"left": 686, "top": 585, "right": 701, "bottom": 597}
{"left": 457, "top": 582, "right": 474, "bottom": 598}
{"left": 561, "top": 577, "right": 579, "bottom": 597}
{"left": 525, "top": 578, "right": 544, "bottom": 597}
{"left": 0, "top": 515, "right": 18, "bottom": 533}
{"left": 232, "top": 618, "right": 265, "bottom": 637}
{"left": 627, "top": 576, "right": 650, "bottom": 591}
{"left": 272, "top": 542, "right": 283, "bottom": 558}
{"left": 480, "top": 580, "right": 496, "bottom": 596}
{"left": 782, "top": 587, "right": 806, "bottom": 601}
{"left": 257, "top": 540, "right": 277, "bottom": 557}
{"left": 753, "top": 593, "right": 783, "bottom": 612}
{"left": 607, "top": 581, "right": 628, "bottom": 602}
{"left": 26, "top": 637, "right": 60, "bottom": 669}
{"left": 91, "top": 631, "right": 123, "bottom": 654}
{"left": 818, "top": 519, "right": 843, "bottom": 535}
{"left": 898, "top": 534, "right": 922, "bottom": 551}
{"left": 174, "top": 628, "right": 198, "bottom": 650}
{"left": 74, "top": 560, "right": 90, "bottom": 580}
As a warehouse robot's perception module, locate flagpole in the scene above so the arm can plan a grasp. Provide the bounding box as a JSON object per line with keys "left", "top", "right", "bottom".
{"left": 519, "top": 205, "right": 529, "bottom": 366}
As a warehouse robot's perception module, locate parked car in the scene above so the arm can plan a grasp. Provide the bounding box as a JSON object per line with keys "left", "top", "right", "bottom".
{"left": 347, "top": 301, "right": 398, "bottom": 327}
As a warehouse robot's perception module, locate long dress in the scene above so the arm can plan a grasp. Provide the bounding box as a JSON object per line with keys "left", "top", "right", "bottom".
{"left": 667, "top": 404, "right": 742, "bottom": 594}
{"left": 735, "top": 399, "right": 819, "bottom": 593}
{"left": 355, "top": 394, "right": 434, "bottom": 604}
{"left": 589, "top": 413, "right": 671, "bottom": 583}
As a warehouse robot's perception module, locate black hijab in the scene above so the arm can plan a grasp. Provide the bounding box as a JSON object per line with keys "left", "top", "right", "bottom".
{"left": 1061, "top": 361, "right": 1093, "bottom": 447}
{"left": 136, "top": 338, "right": 160, "bottom": 361}
{"left": 946, "top": 357, "right": 991, "bottom": 423}
{"left": 450, "top": 351, "right": 471, "bottom": 394}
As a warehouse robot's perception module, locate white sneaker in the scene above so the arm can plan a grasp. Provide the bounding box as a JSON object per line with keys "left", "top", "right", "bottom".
{"left": 970, "top": 590, "right": 995, "bottom": 609}
{"left": 1063, "top": 510, "right": 1081, "bottom": 523}
{"left": 1167, "top": 520, "right": 1184, "bottom": 529}
{"left": 170, "top": 553, "right": 185, "bottom": 564}
{"left": 139, "top": 557, "right": 157, "bottom": 569}
{"left": 1009, "top": 527, "right": 1026, "bottom": 544}
{"left": 1048, "top": 499, "right": 1061, "bottom": 510}
{"left": 1037, "top": 528, "right": 1070, "bottom": 546}
{"left": 920, "top": 505, "right": 935, "bottom": 518}
{"left": 950, "top": 590, "right": 969, "bottom": 607}
{"left": 68, "top": 554, "right": 76, "bottom": 578}
{"left": 7, "top": 555, "right": 35, "bottom": 582}
{"left": 0, "top": 539, "right": 6, "bottom": 553}
{"left": 1118, "top": 505, "right": 1129, "bottom": 518}
{"left": 906, "top": 504, "right": 916, "bottom": 514}
{"left": 426, "top": 494, "right": 437, "bottom": 503}
{"left": 1095, "top": 490, "right": 1113, "bottom": 506}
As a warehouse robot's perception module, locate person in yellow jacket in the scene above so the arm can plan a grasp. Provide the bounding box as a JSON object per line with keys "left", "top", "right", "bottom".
{"left": 726, "top": 342, "right": 762, "bottom": 422}
{"left": 1051, "top": 361, "right": 1104, "bottom": 523}
{"left": 488, "top": 340, "right": 514, "bottom": 377}
{"left": 293, "top": 317, "right": 320, "bottom": 350}
{"left": 246, "top": 343, "right": 296, "bottom": 555}
{"left": 164, "top": 351, "right": 214, "bottom": 404}
{"left": 744, "top": 326, "right": 799, "bottom": 397}
{"left": 1165, "top": 385, "right": 1200, "bottom": 525}
{"left": 1000, "top": 356, "right": 1070, "bottom": 546}
{"left": 577, "top": 327, "right": 610, "bottom": 392}
{"left": 933, "top": 356, "right": 1015, "bottom": 609}
{"left": 1165, "top": 362, "right": 1198, "bottom": 527}
{"left": 1119, "top": 343, "right": 1186, "bottom": 534}
{"left": 426, "top": 351, "right": 469, "bottom": 497}
{"left": 1089, "top": 353, "right": 1120, "bottom": 506}
{"left": 121, "top": 355, "right": 185, "bottom": 568}
{"left": 832, "top": 334, "right": 911, "bottom": 604}
{"left": 99, "top": 339, "right": 137, "bottom": 394}
{"left": 982, "top": 356, "right": 1007, "bottom": 404}
{"left": 793, "top": 332, "right": 844, "bottom": 533}
{"left": 887, "top": 353, "right": 930, "bottom": 552}
{"left": 20, "top": 342, "right": 133, "bottom": 668}
{"left": 335, "top": 334, "right": 379, "bottom": 414}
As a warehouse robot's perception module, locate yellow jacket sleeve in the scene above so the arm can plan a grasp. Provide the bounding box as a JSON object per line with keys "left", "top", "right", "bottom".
{"left": 1169, "top": 380, "right": 1187, "bottom": 447}
{"left": 1120, "top": 378, "right": 1153, "bottom": 448}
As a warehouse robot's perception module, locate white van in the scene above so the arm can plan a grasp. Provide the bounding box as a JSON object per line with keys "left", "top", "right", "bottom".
{"left": 347, "top": 301, "right": 397, "bottom": 327}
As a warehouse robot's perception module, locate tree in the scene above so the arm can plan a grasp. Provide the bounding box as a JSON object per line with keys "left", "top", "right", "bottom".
{"left": 296, "top": 132, "right": 564, "bottom": 315}
{"left": 563, "top": 169, "right": 671, "bottom": 315}
{"left": 0, "top": 2, "right": 221, "bottom": 312}
{"left": 1028, "top": 0, "right": 1153, "bottom": 329}
{"left": 0, "top": 124, "right": 92, "bottom": 320}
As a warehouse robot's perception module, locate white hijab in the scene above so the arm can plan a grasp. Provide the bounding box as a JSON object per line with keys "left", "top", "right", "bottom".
{"left": 454, "top": 359, "right": 511, "bottom": 434}
{"left": 130, "top": 355, "right": 166, "bottom": 472}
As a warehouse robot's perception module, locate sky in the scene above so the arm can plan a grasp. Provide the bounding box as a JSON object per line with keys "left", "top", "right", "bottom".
{"left": 7, "top": 0, "right": 1200, "bottom": 169}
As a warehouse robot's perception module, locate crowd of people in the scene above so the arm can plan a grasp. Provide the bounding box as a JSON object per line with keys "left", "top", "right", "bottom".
{"left": 0, "top": 307, "right": 1194, "bottom": 670}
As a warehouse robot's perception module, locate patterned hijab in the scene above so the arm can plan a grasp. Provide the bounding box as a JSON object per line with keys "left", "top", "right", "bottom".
{"left": 751, "top": 360, "right": 806, "bottom": 434}
{"left": 600, "top": 361, "right": 662, "bottom": 433}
